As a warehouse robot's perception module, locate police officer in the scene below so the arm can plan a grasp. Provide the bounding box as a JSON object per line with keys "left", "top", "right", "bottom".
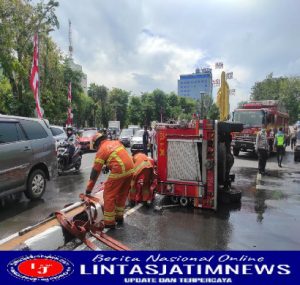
{"left": 275, "top": 127, "right": 285, "bottom": 167}
{"left": 256, "top": 125, "right": 269, "bottom": 175}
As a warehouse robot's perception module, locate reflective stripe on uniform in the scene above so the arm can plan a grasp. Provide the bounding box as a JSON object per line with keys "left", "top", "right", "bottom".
{"left": 115, "top": 206, "right": 124, "bottom": 215}
{"left": 134, "top": 160, "right": 152, "bottom": 173}
{"left": 107, "top": 146, "right": 126, "bottom": 173}
{"left": 109, "top": 168, "right": 134, "bottom": 179}
{"left": 104, "top": 211, "right": 115, "bottom": 221}
{"left": 95, "top": 158, "right": 105, "bottom": 165}
{"left": 107, "top": 146, "right": 124, "bottom": 164}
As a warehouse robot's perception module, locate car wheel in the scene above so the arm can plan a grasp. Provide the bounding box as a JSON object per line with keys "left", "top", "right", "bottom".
{"left": 233, "top": 148, "right": 239, "bottom": 156}
{"left": 25, "top": 169, "right": 46, "bottom": 200}
{"left": 75, "top": 161, "right": 81, "bottom": 171}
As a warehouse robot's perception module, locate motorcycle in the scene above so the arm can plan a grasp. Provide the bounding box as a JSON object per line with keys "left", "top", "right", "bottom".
{"left": 57, "top": 142, "right": 82, "bottom": 175}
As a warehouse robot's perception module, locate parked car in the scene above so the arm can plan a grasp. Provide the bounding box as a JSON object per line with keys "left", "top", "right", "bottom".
{"left": 294, "top": 131, "right": 300, "bottom": 162}
{"left": 50, "top": 125, "right": 67, "bottom": 148}
{"left": 0, "top": 115, "right": 57, "bottom": 200}
{"left": 78, "top": 129, "right": 98, "bottom": 151}
{"left": 119, "top": 128, "right": 133, "bottom": 147}
{"left": 130, "top": 129, "right": 149, "bottom": 152}
{"left": 128, "top": 125, "right": 140, "bottom": 135}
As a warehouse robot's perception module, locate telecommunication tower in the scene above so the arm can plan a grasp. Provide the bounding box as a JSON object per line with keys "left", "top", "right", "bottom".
{"left": 68, "top": 19, "right": 73, "bottom": 59}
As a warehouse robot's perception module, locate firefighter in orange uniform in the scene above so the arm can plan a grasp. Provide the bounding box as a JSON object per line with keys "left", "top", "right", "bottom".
{"left": 85, "top": 133, "right": 134, "bottom": 228}
{"left": 129, "top": 151, "right": 156, "bottom": 205}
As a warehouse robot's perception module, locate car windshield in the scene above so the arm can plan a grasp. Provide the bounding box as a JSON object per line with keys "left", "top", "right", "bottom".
{"left": 133, "top": 130, "right": 144, "bottom": 137}
{"left": 121, "top": 129, "right": 133, "bottom": 136}
{"left": 81, "top": 130, "right": 97, "bottom": 137}
{"left": 233, "top": 110, "right": 264, "bottom": 127}
{"left": 50, "top": 127, "right": 63, "bottom": 136}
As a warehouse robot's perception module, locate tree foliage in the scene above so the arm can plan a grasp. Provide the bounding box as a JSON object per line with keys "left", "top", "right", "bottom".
{"left": 251, "top": 75, "right": 300, "bottom": 123}
{"left": 0, "top": 0, "right": 215, "bottom": 129}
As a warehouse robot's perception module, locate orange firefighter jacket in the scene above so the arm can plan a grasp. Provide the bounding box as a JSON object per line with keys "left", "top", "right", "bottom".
{"left": 87, "top": 140, "right": 134, "bottom": 191}
{"left": 132, "top": 153, "right": 154, "bottom": 176}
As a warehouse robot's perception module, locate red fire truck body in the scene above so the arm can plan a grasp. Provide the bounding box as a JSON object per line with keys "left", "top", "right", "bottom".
{"left": 232, "top": 100, "right": 289, "bottom": 156}
{"left": 154, "top": 119, "right": 242, "bottom": 210}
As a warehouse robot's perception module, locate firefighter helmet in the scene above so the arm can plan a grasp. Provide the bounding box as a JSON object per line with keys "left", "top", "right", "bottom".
{"left": 92, "top": 132, "right": 107, "bottom": 149}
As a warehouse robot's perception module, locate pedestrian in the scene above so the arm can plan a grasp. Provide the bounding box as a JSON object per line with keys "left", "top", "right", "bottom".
{"left": 143, "top": 125, "right": 149, "bottom": 155}
{"left": 129, "top": 150, "right": 156, "bottom": 206}
{"left": 291, "top": 126, "right": 297, "bottom": 150}
{"left": 148, "top": 127, "right": 156, "bottom": 158}
{"left": 85, "top": 132, "right": 134, "bottom": 229}
{"left": 274, "top": 127, "right": 285, "bottom": 167}
{"left": 255, "top": 125, "right": 269, "bottom": 175}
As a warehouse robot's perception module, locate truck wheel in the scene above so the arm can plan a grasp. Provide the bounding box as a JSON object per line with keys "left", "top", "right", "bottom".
{"left": 25, "top": 169, "right": 46, "bottom": 200}
{"left": 179, "top": 196, "right": 189, "bottom": 207}
{"left": 233, "top": 148, "right": 239, "bottom": 156}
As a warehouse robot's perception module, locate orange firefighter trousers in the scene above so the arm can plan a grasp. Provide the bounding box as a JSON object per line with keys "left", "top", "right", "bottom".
{"left": 129, "top": 168, "right": 153, "bottom": 203}
{"left": 103, "top": 175, "right": 133, "bottom": 226}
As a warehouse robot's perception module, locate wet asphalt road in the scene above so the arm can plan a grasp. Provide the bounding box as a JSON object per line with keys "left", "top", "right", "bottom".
{"left": 0, "top": 148, "right": 299, "bottom": 250}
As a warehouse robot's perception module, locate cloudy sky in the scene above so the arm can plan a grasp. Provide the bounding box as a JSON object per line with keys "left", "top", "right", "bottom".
{"left": 51, "top": 0, "right": 300, "bottom": 110}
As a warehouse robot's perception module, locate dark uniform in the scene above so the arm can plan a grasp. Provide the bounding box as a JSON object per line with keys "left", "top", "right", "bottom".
{"left": 256, "top": 128, "right": 269, "bottom": 175}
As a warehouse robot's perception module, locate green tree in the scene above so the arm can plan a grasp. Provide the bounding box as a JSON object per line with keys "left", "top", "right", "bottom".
{"left": 88, "top": 83, "right": 109, "bottom": 127}
{"left": 207, "top": 103, "right": 220, "bottom": 120}
{"left": 0, "top": 73, "right": 15, "bottom": 114}
{"left": 108, "top": 88, "right": 130, "bottom": 128}
{"left": 151, "top": 89, "right": 168, "bottom": 122}
{"left": 0, "top": 0, "right": 59, "bottom": 115}
{"left": 128, "top": 96, "right": 142, "bottom": 125}
{"left": 251, "top": 75, "right": 300, "bottom": 123}
{"left": 140, "top": 92, "right": 155, "bottom": 126}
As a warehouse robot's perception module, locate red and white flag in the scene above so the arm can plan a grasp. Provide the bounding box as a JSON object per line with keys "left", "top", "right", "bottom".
{"left": 30, "top": 33, "right": 43, "bottom": 119}
{"left": 67, "top": 82, "right": 73, "bottom": 125}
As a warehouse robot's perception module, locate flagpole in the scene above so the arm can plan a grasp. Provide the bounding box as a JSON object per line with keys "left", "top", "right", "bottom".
{"left": 37, "top": 31, "right": 40, "bottom": 117}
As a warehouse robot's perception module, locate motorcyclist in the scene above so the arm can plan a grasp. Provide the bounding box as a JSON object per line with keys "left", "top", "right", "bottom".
{"left": 66, "top": 126, "right": 76, "bottom": 163}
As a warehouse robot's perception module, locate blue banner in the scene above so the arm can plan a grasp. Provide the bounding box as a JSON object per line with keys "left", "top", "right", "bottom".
{"left": 0, "top": 251, "right": 299, "bottom": 284}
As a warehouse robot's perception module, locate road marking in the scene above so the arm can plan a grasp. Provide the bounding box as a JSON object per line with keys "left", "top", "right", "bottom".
{"left": 256, "top": 184, "right": 281, "bottom": 191}
{"left": 74, "top": 203, "right": 143, "bottom": 251}
{"left": 124, "top": 203, "right": 143, "bottom": 217}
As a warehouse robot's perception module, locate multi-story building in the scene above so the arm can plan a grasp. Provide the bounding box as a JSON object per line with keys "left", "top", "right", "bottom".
{"left": 177, "top": 68, "right": 213, "bottom": 99}
{"left": 67, "top": 58, "right": 88, "bottom": 94}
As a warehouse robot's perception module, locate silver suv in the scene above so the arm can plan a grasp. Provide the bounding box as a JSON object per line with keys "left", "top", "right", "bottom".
{"left": 0, "top": 115, "right": 57, "bottom": 200}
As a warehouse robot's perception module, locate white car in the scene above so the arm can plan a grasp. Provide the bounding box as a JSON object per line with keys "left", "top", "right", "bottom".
{"left": 130, "top": 129, "right": 150, "bottom": 152}
{"left": 50, "top": 125, "right": 67, "bottom": 148}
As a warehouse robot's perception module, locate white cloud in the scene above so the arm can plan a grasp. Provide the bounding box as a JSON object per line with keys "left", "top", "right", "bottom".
{"left": 50, "top": 0, "right": 300, "bottom": 108}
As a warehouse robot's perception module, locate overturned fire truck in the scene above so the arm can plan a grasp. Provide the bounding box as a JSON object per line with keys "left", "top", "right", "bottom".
{"left": 0, "top": 119, "right": 242, "bottom": 251}
{"left": 154, "top": 119, "right": 243, "bottom": 210}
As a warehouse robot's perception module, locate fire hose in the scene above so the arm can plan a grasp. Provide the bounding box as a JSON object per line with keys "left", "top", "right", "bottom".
{"left": 55, "top": 193, "right": 130, "bottom": 251}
